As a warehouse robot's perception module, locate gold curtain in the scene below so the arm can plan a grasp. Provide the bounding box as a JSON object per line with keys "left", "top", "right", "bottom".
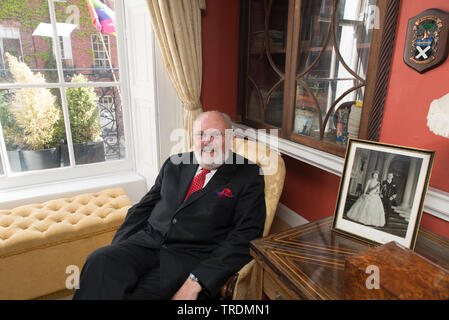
{"left": 146, "top": 0, "right": 205, "bottom": 151}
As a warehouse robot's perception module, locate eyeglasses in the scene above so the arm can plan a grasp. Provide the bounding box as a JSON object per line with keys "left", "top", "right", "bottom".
{"left": 193, "top": 131, "right": 227, "bottom": 140}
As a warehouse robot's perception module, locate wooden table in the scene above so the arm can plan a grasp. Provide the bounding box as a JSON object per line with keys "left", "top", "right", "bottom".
{"left": 250, "top": 216, "right": 449, "bottom": 300}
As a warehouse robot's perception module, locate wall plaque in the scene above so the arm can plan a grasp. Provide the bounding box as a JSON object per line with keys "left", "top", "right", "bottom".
{"left": 404, "top": 8, "right": 449, "bottom": 73}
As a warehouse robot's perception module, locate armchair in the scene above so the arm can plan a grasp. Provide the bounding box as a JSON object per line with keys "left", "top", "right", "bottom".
{"left": 220, "top": 138, "right": 286, "bottom": 299}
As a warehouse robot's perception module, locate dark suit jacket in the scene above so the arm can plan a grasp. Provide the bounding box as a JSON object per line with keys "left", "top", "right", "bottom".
{"left": 111, "top": 152, "right": 266, "bottom": 298}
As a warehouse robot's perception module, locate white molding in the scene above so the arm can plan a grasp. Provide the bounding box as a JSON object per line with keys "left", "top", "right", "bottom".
{"left": 424, "top": 187, "right": 449, "bottom": 223}
{"left": 123, "top": 0, "right": 160, "bottom": 188}
{"left": 233, "top": 123, "right": 449, "bottom": 223}
{"left": 233, "top": 123, "right": 344, "bottom": 176}
{"left": 276, "top": 203, "right": 309, "bottom": 227}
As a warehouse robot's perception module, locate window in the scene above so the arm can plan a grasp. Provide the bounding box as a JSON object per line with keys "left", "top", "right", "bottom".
{"left": 91, "top": 34, "right": 111, "bottom": 69}
{"left": 0, "top": 0, "right": 129, "bottom": 188}
{"left": 0, "top": 26, "right": 24, "bottom": 69}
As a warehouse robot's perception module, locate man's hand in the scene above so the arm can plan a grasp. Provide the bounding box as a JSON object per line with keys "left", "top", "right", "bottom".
{"left": 171, "top": 277, "right": 202, "bottom": 300}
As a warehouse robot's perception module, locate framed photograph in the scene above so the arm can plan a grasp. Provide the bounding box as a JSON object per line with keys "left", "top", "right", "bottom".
{"left": 332, "top": 139, "right": 435, "bottom": 249}
{"left": 294, "top": 109, "right": 314, "bottom": 136}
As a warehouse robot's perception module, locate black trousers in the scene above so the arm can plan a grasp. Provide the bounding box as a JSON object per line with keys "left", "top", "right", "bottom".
{"left": 73, "top": 229, "right": 162, "bottom": 300}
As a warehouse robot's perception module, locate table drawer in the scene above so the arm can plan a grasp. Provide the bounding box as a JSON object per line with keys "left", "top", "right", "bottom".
{"left": 263, "top": 271, "right": 300, "bottom": 300}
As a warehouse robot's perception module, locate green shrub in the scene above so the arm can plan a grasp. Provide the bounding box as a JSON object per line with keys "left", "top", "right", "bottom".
{"left": 5, "top": 53, "right": 60, "bottom": 150}
{"left": 66, "top": 74, "right": 101, "bottom": 143}
{"left": 0, "top": 90, "right": 24, "bottom": 150}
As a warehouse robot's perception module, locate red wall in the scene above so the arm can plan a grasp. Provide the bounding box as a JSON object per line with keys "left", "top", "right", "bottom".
{"left": 201, "top": 0, "right": 449, "bottom": 239}
{"left": 200, "top": 0, "right": 240, "bottom": 119}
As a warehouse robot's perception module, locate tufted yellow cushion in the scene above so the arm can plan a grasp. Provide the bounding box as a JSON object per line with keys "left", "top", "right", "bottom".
{"left": 0, "top": 188, "right": 131, "bottom": 299}
{"left": 0, "top": 188, "right": 131, "bottom": 258}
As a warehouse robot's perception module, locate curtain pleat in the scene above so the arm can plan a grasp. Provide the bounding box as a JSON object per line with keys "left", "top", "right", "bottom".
{"left": 147, "top": 0, "right": 204, "bottom": 150}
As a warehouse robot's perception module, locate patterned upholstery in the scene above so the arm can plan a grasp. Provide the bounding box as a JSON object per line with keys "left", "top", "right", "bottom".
{"left": 232, "top": 138, "right": 286, "bottom": 237}
{"left": 0, "top": 188, "right": 131, "bottom": 299}
{"left": 230, "top": 138, "right": 286, "bottom": 299}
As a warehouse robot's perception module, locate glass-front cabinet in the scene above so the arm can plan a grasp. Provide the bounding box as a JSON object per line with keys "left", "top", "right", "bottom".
{"left": 238, "top": 0, "right": 401, "bottom": 156}
{"left": 245, "top": 0, "right": 288, "bottom": 128}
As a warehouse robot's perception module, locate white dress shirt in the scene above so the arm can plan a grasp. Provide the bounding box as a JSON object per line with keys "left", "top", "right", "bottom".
{"left": 195, "top": 166, "right": 217, "bottom": 187}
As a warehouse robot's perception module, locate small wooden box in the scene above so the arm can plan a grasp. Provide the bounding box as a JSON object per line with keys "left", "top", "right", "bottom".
{"left": 343, "top": 241, "right": 449, "bottom": 300}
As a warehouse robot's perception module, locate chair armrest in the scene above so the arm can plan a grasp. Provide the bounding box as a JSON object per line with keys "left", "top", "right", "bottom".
{"left": 220, "top": 273, "right": 239, "bottom": 300}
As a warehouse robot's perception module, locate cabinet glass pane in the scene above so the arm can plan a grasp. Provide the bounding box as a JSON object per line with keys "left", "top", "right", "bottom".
{"left": 265, "top": 83, "right": 284, "bottom": 127}
{"left": 293, "top": 0, "right": 376, "bottom": 146}
{"left": 246, "top": 0, "right": 288, "bottom": 127}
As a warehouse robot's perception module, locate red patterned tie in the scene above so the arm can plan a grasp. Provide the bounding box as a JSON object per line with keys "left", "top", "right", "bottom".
{"left": 184, "top": 169, "right": 211, "bottom": 201}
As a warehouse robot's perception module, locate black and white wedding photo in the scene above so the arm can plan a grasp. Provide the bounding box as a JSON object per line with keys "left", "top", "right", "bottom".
{"left": 343, "top": 149, "right": 423, "bottom": 237}
{"left": 333, "top": 139, "right": 434, "bottom": 249}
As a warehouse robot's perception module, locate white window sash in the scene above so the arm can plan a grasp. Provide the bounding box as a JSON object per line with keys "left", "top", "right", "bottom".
{"left": 0, "top": 0, "right": 135, "bottom": 191}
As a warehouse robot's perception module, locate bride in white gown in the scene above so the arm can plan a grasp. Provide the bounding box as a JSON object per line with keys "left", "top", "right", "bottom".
{"left": 346, "top": 171, "right": 386, "bottom": 227}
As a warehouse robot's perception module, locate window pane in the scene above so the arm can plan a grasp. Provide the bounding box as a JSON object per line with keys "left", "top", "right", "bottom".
{"left": 0, "top": 1, "right": 58, "bottom": 83}
{"left": 63, "top": 84, "right": 125, "bottom": 166}
{"left": 55, "top": 0, "right": 120, "bottom": 82}
{"left": 0, "top": 88, "right": 67, "bottom": 173}
{"left": 0, "top": 152, "right": 3, "bottom": 175}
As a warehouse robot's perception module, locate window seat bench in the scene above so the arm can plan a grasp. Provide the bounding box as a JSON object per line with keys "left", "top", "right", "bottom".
{"left": 0, "top": 188, "right": 131, "bottom": 299}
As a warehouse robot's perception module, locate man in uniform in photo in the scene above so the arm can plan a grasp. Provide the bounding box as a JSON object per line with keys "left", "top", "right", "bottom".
{"left": 380, "top": 172, "right": 398, "bottom": 226}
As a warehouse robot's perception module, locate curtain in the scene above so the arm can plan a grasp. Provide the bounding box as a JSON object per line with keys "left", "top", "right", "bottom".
{"left": 146, "top": 0, "right": 205, "bottom": 151}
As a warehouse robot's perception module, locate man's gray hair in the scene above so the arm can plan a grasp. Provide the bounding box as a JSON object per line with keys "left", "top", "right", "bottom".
{"left": 194, "top": 110, "right": 233, "bottom": 130}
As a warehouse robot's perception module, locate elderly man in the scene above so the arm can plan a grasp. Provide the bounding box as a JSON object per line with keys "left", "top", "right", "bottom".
{"left": 73, "top": 111, "right": 266, "bottom": 300}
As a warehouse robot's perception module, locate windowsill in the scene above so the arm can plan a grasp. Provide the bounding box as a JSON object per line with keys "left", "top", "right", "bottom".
{"left": 233, "top": 122, "right": 449, "bottom": 223}
{"left": 233, "top": 122, "right": 345, "bottom": 175}
{"left": 0, "top": 170, "right": 148, "bottom": 210}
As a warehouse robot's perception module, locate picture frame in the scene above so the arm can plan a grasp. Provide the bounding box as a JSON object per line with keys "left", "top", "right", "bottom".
{"left": 332, "top": 139, "right": 435, "bottom": 250}
{"left": 294, "top": 109, "right": 314, "bottom": 136}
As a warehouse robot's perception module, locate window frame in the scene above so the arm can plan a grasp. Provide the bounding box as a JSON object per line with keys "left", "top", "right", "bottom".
{"left": 0, "top": 0, "right": 135, "bottom": 190}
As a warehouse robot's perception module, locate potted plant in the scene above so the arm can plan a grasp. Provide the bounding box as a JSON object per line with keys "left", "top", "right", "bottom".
{"left": 60, "top": 74, "right": 105, "bottom": 165}
{"left": 0, "top": 90, "right": 23, "bottom": 172}
{"left": 4, "top": 53, "right": 61, "bottom": 171}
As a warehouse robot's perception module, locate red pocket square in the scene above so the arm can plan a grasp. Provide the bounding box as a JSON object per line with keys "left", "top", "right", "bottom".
{"left": 217, "top": 188, "right": 234, "bottom": 198}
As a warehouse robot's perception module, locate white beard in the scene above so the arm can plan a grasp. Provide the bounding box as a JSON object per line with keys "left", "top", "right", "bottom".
{"left": 194, "top": 146, "right": 230, "bottom": 170}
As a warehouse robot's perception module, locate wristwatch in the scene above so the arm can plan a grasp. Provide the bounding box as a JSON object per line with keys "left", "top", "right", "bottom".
{"left": 189, "top": 273, "right": 200, "bottom": 282}
{"left": 189, "top": 273, "right": 203, "bottom": 289}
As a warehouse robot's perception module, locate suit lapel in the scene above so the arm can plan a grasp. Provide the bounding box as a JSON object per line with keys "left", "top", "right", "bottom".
{"left": 176, "top": 159, "right": 237, "bottom": 213}
{"left": 177, "top": 161, "right": 198, "bottom": 207}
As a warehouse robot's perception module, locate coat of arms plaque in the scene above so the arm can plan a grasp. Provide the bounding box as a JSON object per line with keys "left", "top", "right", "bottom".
{"left": 404, "top": 8, "right": 449, "bottom": 73}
